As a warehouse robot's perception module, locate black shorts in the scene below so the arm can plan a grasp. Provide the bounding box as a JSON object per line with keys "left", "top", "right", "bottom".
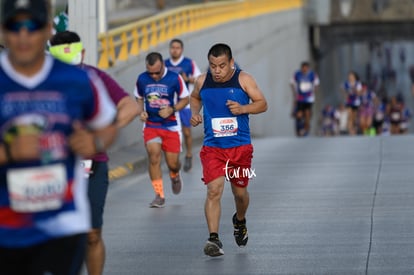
{"left": 372, "top": 119, "right": 384, "bottom": 129}
{"left": 88, "top": 161, "right": 109, "bottom": 229}
{"left": 0, "top": 233, "right": 87, "bottom": 275}
{"left": 296, "top": 102, "right": 313, "bottom": 112}
{"left": 346, "top": 104, "right": 359, "bottom": 111}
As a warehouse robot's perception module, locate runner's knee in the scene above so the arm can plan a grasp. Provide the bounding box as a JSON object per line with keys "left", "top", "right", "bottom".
{"left": 87, "top": 230, "right": 102, "bottom": 246}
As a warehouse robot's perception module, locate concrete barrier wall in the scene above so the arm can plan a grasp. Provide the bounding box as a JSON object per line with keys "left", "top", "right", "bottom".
{"left": 106, "top": 7, "right": 310, "bottom": 153}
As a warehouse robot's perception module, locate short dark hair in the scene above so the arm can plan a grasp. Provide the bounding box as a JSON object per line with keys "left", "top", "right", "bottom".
{"left": 301, "top": 61, "right": 310, "bottom": 68}
{"left": 169, "top": 38, "right": 183, "bottom": 48}
{"left": 146, "top": 52, "right": 163, "bottom": 66}
{"left": 349, "top": 71, "right": 360, "bottom": 81}
{"left": 208, "top": 43, "right": 232, "bottom": 61}
{"left": 49, "top": 30, "right": 81, "bottom": 46}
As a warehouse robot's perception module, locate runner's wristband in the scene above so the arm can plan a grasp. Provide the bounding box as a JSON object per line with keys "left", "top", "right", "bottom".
{"left": 4, "top": 143, "right": 13, "bottom": 163}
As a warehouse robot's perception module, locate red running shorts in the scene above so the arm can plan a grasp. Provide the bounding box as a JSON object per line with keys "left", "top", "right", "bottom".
{"left": 200, "top": 144, "right": 253, "bottom": 187}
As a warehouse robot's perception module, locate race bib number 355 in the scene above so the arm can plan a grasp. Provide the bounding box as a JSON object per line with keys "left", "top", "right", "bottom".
{"left": 7, "top": 164, "right": 67, "bottom": 213}
{"left": 212, "top": 117, "right": 238, "bottom": 137}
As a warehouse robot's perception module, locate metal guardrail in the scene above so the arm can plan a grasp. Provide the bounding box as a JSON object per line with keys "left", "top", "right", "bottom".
{"left": 97, "top": 0, "right": 303, "bottom": 69}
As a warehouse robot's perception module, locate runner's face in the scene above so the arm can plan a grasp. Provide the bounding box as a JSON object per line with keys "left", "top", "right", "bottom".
{"left": 301, "top": 64, "right": 309, "bottom": 74}
{"left": 208, "top": 54, "right": 234, "bottom": 83}
{"left": 146, "top": 60, "right": 164, "bottom": 81}
{"left": 169, "top": 42, "right": 183, "bottom": 60}
{"left": 2, "top": 14, "right": 51, "bottom": 68}
{"left": 348, "top": 73, "right": 356, "bottom": 83}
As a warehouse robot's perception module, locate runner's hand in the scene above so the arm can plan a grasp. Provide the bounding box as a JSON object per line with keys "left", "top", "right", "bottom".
{"left": 140, "top": 111, "right": 148, "bottom": 122}
{"left": 159, "top": 106, "right": 173, "bottom": 119}
{"left": 8, "top": 134, "right": 40, "bottom": 161}
{"left": 69, "top": 121, "right": 95, "bottom": 158}
{"left": 190, "top": 114, "right": 202, "bottom": 127}
{"left": 226, "top": 100, "right": 245, "bottom": 115}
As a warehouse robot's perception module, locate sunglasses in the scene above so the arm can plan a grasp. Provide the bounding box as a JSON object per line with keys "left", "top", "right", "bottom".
{"left": 4, "top": 19, "right": 45, "bottom": 33}
{"left": 147, "top": 68, "right": 163, "bottom": 76}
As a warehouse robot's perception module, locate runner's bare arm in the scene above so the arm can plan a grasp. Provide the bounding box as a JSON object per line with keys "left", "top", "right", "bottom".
{"left": 175, "top": 96, "right": 189, "bottom": 111}
{"left": 116, "top": 96, "right": 139, "bottom": 128}
{"left": 190, "top": 74, "right": 206, "bottom": 126}
{"left": 235, "top": 72, "right": 267, "bottom": 115}
{"left": 174, "top": 74, "right": 191, "bottom": 111}
{"left": 136, "top": 98, "right": 148, "bottom": 121}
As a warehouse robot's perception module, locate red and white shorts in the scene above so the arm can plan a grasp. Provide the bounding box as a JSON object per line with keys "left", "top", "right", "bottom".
{"left": 200, "top": 144, "right": 253, "bottom": 188}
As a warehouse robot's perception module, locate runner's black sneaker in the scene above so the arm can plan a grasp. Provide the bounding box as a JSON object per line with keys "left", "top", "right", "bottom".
{"left": 183, "top": 156, "right": 192, "bottom": 172}
{"left": 204, "top": 237, "right": 224, "bottom": 257}
{"left": 233, "top": 213, "right": 248, "bottom": 247}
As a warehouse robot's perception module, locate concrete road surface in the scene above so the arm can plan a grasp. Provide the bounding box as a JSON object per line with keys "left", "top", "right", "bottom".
{"left": 99, "top": 136, "right": 414, "bottom": 275}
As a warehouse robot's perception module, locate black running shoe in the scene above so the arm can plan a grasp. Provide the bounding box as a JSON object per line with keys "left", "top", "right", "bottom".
{"left": 204, "top": 237, "right": 224, "bottom": 257}
{"left": 183, "top": 156, "right": 192, "bottom": 172}
{"left": 233, "top": 213, "right": 248, "bottom": 247}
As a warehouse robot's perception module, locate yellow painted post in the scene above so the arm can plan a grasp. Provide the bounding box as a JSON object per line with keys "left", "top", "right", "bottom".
{"left": 176, "top": 12, "right": 183, "bottom": 36}
{"left": 108, "top": 36, "right": 116, "bottom": 67}
{"left": 118, "top": 32, "right": 129, "bottom": 61}
{"left": 141, "top": 26, "right": 149, "bottom": 52}
{"left": 171, "top": 14, "right": 177, "bottom": 37}
{"left": 158, "top": 19, "right": 166, "bottom": 43}
{"left": 149, "top": 21, "right": 158, "bottom": 48}
{"left": 181, "top": 11, "right": 188, "bottom": 33}
{"left": 98, "top": 38, "right": 109, "bottom": 69}
{"left": 190, "top": 9, "right": 195, "bottom": 31}
{"left": 165, "top": 15, "right": 172, "bottom": 39}
{"left": 130, "top": 28, "right": 140, "bottom": 56}
{"left": 195, "top": 8, "right": 202, "bottom": 31}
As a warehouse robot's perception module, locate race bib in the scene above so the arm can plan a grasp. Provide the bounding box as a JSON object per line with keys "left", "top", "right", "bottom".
{"left": 391, "top": 112, "right": 401, "bottom": 121}
{"left": 212, "top": 117, "right": 238, "bottom": 137}
{"left": 299, "top": 81, "right": 312, "bottom": 92}
{"left": 375, "top": 112, "right": 384, "bottom": 121}
{"left": 81, "top": 159, "right": 93, "bottom": 178}
{"left": 7, "top": 164, "right": 67, "bottom": 213}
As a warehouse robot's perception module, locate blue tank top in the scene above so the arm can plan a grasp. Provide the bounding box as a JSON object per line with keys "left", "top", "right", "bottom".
{"left": 200, "top": 69, "right": 250, "bottom": 148}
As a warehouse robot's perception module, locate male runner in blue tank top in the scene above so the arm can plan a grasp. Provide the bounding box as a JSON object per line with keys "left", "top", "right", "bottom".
{"left": 190, "top": 43, "right": 267, "bottom": 257}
